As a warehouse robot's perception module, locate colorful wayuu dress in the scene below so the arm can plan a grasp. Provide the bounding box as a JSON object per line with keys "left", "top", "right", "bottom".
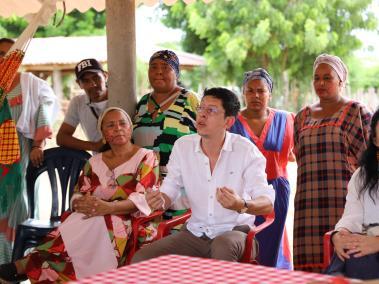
{"left": 18, "top": 148, "right": 159, "bottom": 283}
{"left": 230, "top": 108, "right": 294, "bottom": 269}
{"left": 133, "top": 89, "right": 198, "bottom": 173}
{"left": 293, "top": 101, "right": 371, "bottom": 273}
{"left": 0, "top": 73, "right": 57, "bottom": 264}
{"left": 133, "top": 89, "right": 198, "bottom": 210}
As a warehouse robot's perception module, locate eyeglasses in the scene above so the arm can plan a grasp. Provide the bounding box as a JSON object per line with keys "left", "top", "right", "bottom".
{"left": 196, "top": 106, "right": 223, "bottom": 116}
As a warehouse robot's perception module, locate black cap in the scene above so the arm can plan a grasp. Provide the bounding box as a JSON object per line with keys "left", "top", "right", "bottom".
{"left": 75, "top": 58, "right": 104, "bottom": 80}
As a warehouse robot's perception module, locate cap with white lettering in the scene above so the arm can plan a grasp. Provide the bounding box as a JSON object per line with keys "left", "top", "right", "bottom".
{"left": 75, "top": 58, "right": 104, "bottom": 80}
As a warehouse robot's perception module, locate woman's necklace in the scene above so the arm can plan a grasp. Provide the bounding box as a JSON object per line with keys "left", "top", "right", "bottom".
{"left": 149, "top": 89, "right": 181, "bottom": 112}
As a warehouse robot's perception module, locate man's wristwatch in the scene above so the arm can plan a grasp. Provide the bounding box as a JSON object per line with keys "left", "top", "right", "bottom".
{"left": 237, "top": 199, "right": 248, "bottom": 214}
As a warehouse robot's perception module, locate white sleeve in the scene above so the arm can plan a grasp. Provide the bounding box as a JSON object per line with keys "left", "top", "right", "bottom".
{"left": 18, "top": 72, "right": 58, "bottom": 139}
{"left": 243, "top": 144, "right": 275, "bottom": 205}
{"left": 335, "top": 169, "right": 364, "bottom": 233}
{"left": 64, "top": 96, "right": 81, "bottom": 128}
{"left": 38, "top": 77, "right": 59, "bottom": 124}
{"left": 160, "top": 141, "right": 183, "bottom": 204}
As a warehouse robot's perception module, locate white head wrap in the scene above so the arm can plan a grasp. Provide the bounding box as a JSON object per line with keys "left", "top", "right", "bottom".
{"left": 97, "top": 107, "right": 132, "bottom": 136}
{"left": 313, "top": 53, "right": 348, "bottom": 84}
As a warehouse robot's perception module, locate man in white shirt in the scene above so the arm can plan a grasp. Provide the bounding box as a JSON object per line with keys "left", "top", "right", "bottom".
{"left": 132, "top": 87, "right": 275, "bottom": 263}
{"left": 56, "top": 58, "right": 108, "bottom": 152}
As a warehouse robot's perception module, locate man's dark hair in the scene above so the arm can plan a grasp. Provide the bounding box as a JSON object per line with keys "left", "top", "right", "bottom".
{"left": 202, "top": 87, "right": 240, "bottom": 117}
{"left": 0, "top": 38, "right": 15, "bottom": 45}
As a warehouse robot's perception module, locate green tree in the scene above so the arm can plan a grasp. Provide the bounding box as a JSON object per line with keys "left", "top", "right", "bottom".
{"left": 0, "top": 9, "right": 105, "bottom": 38}
{"left": 0, "top": 9, "right": 106, "bottom": 99}
{"left": 161, "top": 0, "right": 377, "bottom": 110}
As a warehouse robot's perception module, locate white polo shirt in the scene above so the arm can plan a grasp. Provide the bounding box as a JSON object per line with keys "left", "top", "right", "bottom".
{"left": 64, "top": 94, "right": 107, "bottom": 142}
{"left": 161, "top": 132, "right": 275, "bottom": 239}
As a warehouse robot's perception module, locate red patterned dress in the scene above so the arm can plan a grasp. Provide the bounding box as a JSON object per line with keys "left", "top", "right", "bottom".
{"left": 293, "top": 101, "right": 371, "bottom": 272}
{"left": 18, "top": 148, "right": 159, "bottom": 283}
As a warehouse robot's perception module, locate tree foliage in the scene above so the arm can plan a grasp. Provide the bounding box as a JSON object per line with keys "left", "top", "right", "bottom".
{"left": 0, "top": 9, "right": 105, "bottom": 38}
{"left": 161, "top": 0, "right": 377, "bottom": 109}
{"left": 0, "top": 9, "right": 106, "bottom": 99}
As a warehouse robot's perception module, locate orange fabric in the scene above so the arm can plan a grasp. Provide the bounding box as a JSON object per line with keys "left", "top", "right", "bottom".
{"left": 0, "top": 50, "right": 24, "bottom": 94}
{"left": 0, "top": 119, "right": 20, "bottom": 164}
{"left": 237, "top": 110, "right": 294, "bottom": 180}
{"left": 300, "top": 101, "right": 353, "bottom": 130}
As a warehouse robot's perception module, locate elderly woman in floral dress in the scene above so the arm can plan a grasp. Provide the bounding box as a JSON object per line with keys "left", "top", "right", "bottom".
{"left": 0, "top": 107, "right": 159, "bottom": 283}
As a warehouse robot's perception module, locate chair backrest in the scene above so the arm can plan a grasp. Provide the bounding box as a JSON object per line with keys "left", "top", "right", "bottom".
{"left": 26, "top": 147, "right": 91, "bottom": 220}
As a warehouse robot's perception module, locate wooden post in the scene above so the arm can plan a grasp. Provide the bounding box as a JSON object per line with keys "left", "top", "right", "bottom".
{"left": 105, "top": 0, "right": 137, "bottom": 116}
{"left": 52, "top": 69, "right": 63, "bottom": 101}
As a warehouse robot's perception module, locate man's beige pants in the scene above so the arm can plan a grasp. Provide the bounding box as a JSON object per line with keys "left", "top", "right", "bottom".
{"left": 131, "top": 224, "right": 257, "bottom": 264}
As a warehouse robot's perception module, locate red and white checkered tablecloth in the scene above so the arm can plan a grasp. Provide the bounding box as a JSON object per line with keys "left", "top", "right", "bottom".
{"left": 72, "top": 254, "right": 351, "bottom": 284}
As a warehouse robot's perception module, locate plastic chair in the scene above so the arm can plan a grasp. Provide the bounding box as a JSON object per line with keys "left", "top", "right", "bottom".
{"left": 323, "top": 230, "right": 334, "bottom": 269}
{"left": 126, "top": 210, "right": 165, "bottom": 264}
{"left": 155, "top": 210, "right": 275, "bottom": 264}
{"left": 12, "top": 147, "right": 91, "bottom": 261}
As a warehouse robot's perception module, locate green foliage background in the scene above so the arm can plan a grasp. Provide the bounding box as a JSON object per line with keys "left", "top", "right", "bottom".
{"left": 1, "top": 3, "right": 379, "bottom": 109}
{"left": 161, "top": 0, "right": 378, "bottom": 110}
{"left": 0, "top": 9, "right": 106, "bottom": 38}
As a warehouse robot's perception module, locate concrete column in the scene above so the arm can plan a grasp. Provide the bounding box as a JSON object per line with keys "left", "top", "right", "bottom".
{"left": 105, "top": 0, "right": 137, "bottom": 116}
{"left": 52, "top": 69, "right": 63, "bottom": 101}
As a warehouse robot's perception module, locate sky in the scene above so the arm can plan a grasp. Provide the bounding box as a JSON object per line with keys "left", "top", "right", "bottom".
{"left": 353, "top": 0, "right": 379, "bottom": 60}
{"left": 136, "top": 5, "right": 182, "bottom": 47}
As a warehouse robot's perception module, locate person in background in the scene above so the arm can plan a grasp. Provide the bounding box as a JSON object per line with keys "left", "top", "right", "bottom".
{"left": 293, "top": 53, "right": 371, "bottom": 273}
{"left": 132, "top": 87, "right": 274, "bottom": 264}
{"left": 0, "top": 107, "right": 159, "bottom": 283}
{"left": 325, "top": 107, "right": 379, "bottom": 280}
{"left": 229, "top": 68, "right": 294, "bottom": 269}
{"left": 0, "top": 37, "right": 58, "bottom": 264}
{"left": 133, "top": 50, "right": 198, "bottom": 212}
{"left": 56, "top": 58, "right": 108, "bottom": 153}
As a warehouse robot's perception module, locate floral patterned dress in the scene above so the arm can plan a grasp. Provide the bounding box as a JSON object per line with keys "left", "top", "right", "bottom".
{"left": 18, "top": 148, "right": 159, "bottom": 283}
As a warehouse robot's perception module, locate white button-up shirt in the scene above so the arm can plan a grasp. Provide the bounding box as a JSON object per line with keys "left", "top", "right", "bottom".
{"left": 335, "top": 168, "right": 379, "bottom": 233}
{"left": 161, "top": 132, "right": 275, "bottom": 239}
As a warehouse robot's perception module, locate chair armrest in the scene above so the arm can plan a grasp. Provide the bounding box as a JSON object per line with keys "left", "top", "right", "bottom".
{"left": 323, "top": 230, "right": 334, "bottom": 268}
{"left": 127, "top": 210, "right": 164, "bottom": 264}
{"left": 156, "top": 210, "right": 192, "bottom": 240}
{"left": 240, "top": 212, "right": 275, "bottom": 263}
{"left": 132, "top": 210, "right": 164, "bottom": 235}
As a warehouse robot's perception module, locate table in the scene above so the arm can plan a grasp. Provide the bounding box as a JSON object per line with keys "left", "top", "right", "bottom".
{"left": 72, "top": 254, "right": 350, "bottom": 284}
